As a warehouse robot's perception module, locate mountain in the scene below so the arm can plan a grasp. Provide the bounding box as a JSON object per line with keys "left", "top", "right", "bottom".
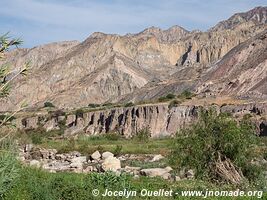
{"left": 0, "top": 6, "right": 266, "bottom": 111}
{"left": 211, "top": 6, "right": 267, "bottom": 31}
{"left": 197, "top": 30, "right": 267, "bottom": 99}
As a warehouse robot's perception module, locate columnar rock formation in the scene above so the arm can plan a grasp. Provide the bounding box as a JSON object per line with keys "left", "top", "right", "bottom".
{"left": 16, "top": 102, "right": 267, "bottom": 138}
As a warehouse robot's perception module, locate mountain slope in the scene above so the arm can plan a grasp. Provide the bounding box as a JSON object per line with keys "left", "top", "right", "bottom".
{"left": 197, "top": 30, "right": 267, "bottom": 99}
{"left": 1, "top": 6, "right": 266, "bottom": 111}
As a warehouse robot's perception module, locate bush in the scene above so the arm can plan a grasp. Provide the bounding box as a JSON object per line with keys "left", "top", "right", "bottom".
{"left": 158, "top": 93, "right": 176, "bottom": 102}
{"left": 124, "top": 102, "right": 134, "bottom": 107}
{"left": 179, "top": 90, "right": 195, "bottom": 99}
{"left": 114, "top": 145, "right": 122, "bottom": 156}
{"left": 168, "top": 100, "right": 181, "bottom": 109}
{"left": 0, "top": 114, "right": 16, "bottom": 122}
{"left": 44, "top": 101, "right": 55, "bottom": 108}
{"left": 133, "top": 127, "right": 151, "bottom": 142}
{"left": 75, "top": 109, "right": 84, "bottom": 118}
{"left": 170, "top": 108, "right": 259, "bottom": 183}
{"left": 166, "top": 93, "right": 176, "bottom": 99}
{"left": 88, "top": 103, "right": 101, "bottom": 108}
{"left": 102, "top": 102, "right": 113, "bottom": 107}
{"left": 104, "top": 133, "right": 121, "bottom": 141}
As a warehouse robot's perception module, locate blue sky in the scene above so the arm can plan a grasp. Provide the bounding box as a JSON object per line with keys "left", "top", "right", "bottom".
{"left": 0, "top": 0, "right": 266, "bottom": 47}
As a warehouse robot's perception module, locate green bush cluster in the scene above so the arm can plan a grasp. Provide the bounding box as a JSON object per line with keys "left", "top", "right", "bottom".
{"left": 178, "top": 90, "right": 195, "bottom": 99}
{"left": 44, "top": 102, "right": 55, "bottom": 108}
{"left": 124, "top": 102, "right": 135, "bottom": 107}
{"left": 158, "top": 93, "right": 176, "bottom": 102}
{"left": 75, "top": 109, "right": 84, "bottom": 118}
{"left": 170, "top": 108, "right": 261, "bottom": 184}
{"left": 133, "top": 127, "right": 151, "bottom": 142}
{"left": 88, "top": 103, "right": 101, "bottom": 108}
{"left": 168, "top": 100, "right": 181, "bottom": 109}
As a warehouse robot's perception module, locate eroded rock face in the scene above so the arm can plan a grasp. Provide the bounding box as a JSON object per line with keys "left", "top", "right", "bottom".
{"left": 15, "top": 102, "right": 267, "bottom": 138}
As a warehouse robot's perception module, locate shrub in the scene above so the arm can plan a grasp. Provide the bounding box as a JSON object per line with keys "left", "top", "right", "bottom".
{"left": 170, "top": 108, "right": 259, "bottom": 184}
{"left": 158, "top": 93, "right": 176, "bottom": 102}
{"left": 102, "top": 102, "right": 113, "bottom": 107}
{"left": 75, "top": 109, "right": 84, "bottom": 118}
{"left": 166, "top": 93, "right": 176, "bottom": 99}
{"left": 179, "top": 90, "right": 195, "bottom": 99}
{"left": 0, "top": 114, "right": 16, "bottom": 122}
{"left": 133, "top": 127, "right": 151, "bottom": 142}
{"left": 104, "top": 132, "right": 121, "bottom": 141}
{"left": 114, "top": 145, "right": 122, "bottom": 156}
{"left": 168, "top": 100, "right": 181, "bottom": 109}
{"left": 124, "top": 102, "right": 134, "bottom": 107}
{"left": 88, "top": 103, "right": 101, "bottom": 108}
{"left": 44, "top": 101, "right": 55, "bottom": 108}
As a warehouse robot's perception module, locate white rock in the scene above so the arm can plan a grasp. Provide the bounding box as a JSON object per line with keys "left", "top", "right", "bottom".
{"left": 102, "top": 151, "right": 114, "bottom": 159}
{"left": 165, "top": 166, "right": 173, "bottom": 172}
{"left": 91, "top": 151, "right": 101, "bottom": 161}
{"left": 102, "top": 157, "right": 121, "bottom": 172}
{"left": 71, "top": 156, "right": 87, "bottom": 164}
{"left": 175, "top": 176, "right": 181, "bottom": 181}
{"left": 151, "top": 154, "right": 164, "bottom": 162}
{"left": 29, "top": 160, "right": 41, "bottom": 168}
{"left": 140, "top": 167, "right": 173, "bottom": 179}
{"left": 83, "top": 166, "right": 94, "bottom": 173}
{"left": 185, "top": 169, "right": 195, "bottom": 179}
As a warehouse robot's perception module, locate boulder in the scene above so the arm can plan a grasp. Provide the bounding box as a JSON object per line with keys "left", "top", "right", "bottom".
{"left": 83, "top": 166, "right": 94, "bottom": 173}
{"left": 151, "top": 154, "right": 164, "bottom": 162}
{"left": 69, "top": 151, "right": 81, "bottom": 157}
{"left": 24, "top": 144, "right": 33, "bottom": 152}
{"left": 71, "top": 156, "right": 87, "bottom": 164}
{"left": 29, "top": 160, "right": 41, "bottom": 168}
{"left": 140, "top": 166, "right": 172, "bottom": 179}
{"left": 90, "top": 151, "right": 101, "bottom": 161}
{"left": 185, "top": 169, "right": 195, "bottom": 179}
{"left": 102, "top": 151, "right": 114, "bottom": 159}
{"left": 102, "top": 157, "right": 121, "bottom": 172}
{"left": 42, "top": 161, "right": 70, "bottom": 172}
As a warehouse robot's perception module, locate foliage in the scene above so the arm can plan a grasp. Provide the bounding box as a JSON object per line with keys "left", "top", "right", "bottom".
{"left": 124, "top": 102, "right": 134, "bottom": 107}
{"left": 104, "top": 132, "right": 121, "bottom": 141}
{"left": 158, "top": 93, "right": 176, "bottom": 102}
{"left": 75, "top": 109, "right": 84, "bottom": 118}
{"left": 113, "top": 145, "right": 122, "bottom": 156}
{"left": 168, "top": 100, "right": 181, "bottom": 109}
{"left": 170, "top": 108, "right": 259, "bottom": 183}
{"left": 178, "top": 90, "right": 195, "bottom": 99}
{"left": 0, "top": 33, "right": 29, "bottom": 198}
{"left": 102, "top": 102, "right": 113, "bottom": 107}
{"left": 133, "top": 127, "right": 151, "bottom": 142}
{"left": 0, "top": 138, "right": 20, "bottom": 197}
{"left": 88, "top": 103, "right": 101, "bottom": 108}
{"left": 44, "top": 101, "right": 55, "bottom": 108}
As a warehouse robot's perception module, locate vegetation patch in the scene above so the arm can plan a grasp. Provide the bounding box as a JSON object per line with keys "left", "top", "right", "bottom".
{"left": 170, "top": 108, "right": 262, "bottom": 186}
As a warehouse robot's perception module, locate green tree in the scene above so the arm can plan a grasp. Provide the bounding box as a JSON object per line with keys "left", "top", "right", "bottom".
{"left": 0, "top": 33, "right": 29, "bottom": 197}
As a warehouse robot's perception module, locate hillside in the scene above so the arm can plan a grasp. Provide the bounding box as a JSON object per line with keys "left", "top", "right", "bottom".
{"left": 0, "top": 6, "right": 266, "bottom": 111}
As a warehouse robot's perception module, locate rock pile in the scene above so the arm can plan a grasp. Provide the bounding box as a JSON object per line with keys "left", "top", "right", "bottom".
{"left": 20, "top": 145, "right": 194, "bottom": 181}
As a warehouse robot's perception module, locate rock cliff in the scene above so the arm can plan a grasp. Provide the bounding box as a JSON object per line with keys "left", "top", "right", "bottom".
{"left": 16, "top": 102, "right": 267, "bottom": 138}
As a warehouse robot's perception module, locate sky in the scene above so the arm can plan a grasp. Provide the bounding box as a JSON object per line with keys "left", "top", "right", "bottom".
{"left": 0, "top": 0, "right": 266, "bottom": 47}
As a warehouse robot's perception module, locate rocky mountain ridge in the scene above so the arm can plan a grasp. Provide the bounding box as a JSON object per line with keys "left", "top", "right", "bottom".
{"left": 0, "top": 6, "right": 266, "bottom": 111}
